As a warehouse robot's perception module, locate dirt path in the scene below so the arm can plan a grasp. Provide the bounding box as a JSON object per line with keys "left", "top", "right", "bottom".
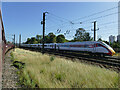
{"left": 2, "top": 50, "right": 21, "bottom": 88}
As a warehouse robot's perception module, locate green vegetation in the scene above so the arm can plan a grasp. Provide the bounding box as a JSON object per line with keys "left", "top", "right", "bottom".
{"left": 24, "top": 33, "right": 67, "bottom": 44}
{"left": 11, "top": 48, "right": 118, "bottom": 88}
{"left": 73, "top": 28, "right": 93, "bottom": 42}
{"left": 25, "top": 28, "right": 120, "bottom": 48}
{"left": 24, "top": 28, "right": 93, "bottom": 44}
{"left": 98, "top": 37, "right": 120, "bottom": 48}
{"left": 110, "top": 41, "right": 120, "bottom": 48}
{"left": 25, "top": 28, "right": 120, "bottom": 47}
{"left": 56, "top": 34, "right": 66, "bottom": 43}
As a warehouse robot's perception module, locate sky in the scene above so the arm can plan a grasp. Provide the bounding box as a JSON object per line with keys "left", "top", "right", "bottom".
{"left": 1, "top": 0, "right": 119, "bottom": 2}
{"left": 1, "top": 2, "right": 118, "bottom": 43}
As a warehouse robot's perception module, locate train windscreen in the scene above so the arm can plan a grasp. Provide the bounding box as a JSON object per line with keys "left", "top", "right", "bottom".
{"left": 102, "top": 42, "right": 114, "bottom": 50}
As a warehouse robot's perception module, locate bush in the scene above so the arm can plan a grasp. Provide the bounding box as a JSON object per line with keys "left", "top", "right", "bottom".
{"left": 50, "top": 56, "right": 55, "bottom": 62}
{"left": 12, "top": 61, "right": 25, "bottom": 69}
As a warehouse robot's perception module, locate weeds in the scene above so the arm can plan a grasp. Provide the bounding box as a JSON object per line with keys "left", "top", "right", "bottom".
{"left": 50, "top": 56, "right": 55, "bottom": 62}
{"left": 11, "top": 50, "right": 38, "bottom": 88}
{"left": 12, "top": 48, "right": 118, "bottom": 88}
{"left": 12, "top": 61, "right": 25, "bottom": 69}
{"left": 10, "top": 52, "right": 14, "bottom": 61}
{"left": 55, "top": 73, "right": 65, "bottom": 81}
{"left": 40, "top": 69, "right": 45, "bottom": 74}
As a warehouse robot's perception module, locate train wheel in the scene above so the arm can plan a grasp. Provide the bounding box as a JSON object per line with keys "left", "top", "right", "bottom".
{"left": 97, "top": 54, "right": 100, "bottom": 58}
{"left": 101, "top": 54, "right": 105, "bottom": 57}
{"left": 89, "top": 53, "right": 93, "bottom": 57}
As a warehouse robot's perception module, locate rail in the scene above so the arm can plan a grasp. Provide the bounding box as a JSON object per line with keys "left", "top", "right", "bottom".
{"left": 21, "top": 47, "right": 120, "bottom": 72}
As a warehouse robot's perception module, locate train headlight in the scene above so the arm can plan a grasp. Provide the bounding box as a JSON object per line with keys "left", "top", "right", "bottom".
{"left": 109, "top": 48, "right": 116, "bottom": 56}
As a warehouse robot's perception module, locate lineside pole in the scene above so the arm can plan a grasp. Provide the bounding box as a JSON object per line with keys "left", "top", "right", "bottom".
{"left": 42, "top": 13, "right": 45, "bottom": 54}
{"left": 91, "top": 21, "right": 99, "bottom": 41}
{"left": 94, "top": 21, "right": 96, "bottom": 41}
{"left": 14, "top": 34, "right": 15, "bottom": 51}
{"left": 41, "top": 12, "right": 48, "bottom": 54}
{"left": 19, "top": 34, "right": 21, "bottom": 48}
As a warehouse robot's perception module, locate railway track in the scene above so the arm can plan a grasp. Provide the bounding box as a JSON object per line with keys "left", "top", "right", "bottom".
{"left": 46, "top": 50, "right": 120, "bottom": 66}
{"left": 21, "top": 47, "right": 120, "bottom": 71}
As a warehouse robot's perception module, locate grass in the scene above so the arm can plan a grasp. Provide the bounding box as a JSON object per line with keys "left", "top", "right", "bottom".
{"left": 12, "top": 48, "right": 119, "bottom": 88}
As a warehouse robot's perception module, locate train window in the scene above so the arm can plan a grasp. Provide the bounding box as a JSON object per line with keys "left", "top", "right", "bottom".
{"left": 97, "top": 44, "right": 102, "bottom": 47}
{"left": 84, "top": 45, "right": 88, "bottom": 48}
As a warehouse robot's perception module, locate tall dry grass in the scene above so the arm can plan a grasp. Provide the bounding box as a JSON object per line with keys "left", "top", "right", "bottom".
{"left": 12, "top": 48, "right": 118, "bottom": 88}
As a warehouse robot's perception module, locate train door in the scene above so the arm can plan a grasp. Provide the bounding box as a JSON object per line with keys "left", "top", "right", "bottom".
{"left": 93, "top": 43, "right": 96, "bottom": 53}
{"left": 55, "top": 44, "right": 56, "bottom": 50}
{"left": 57, "top": 44, "right": 60, "bottom": 50}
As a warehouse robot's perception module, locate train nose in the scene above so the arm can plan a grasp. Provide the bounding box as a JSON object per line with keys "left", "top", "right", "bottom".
{"left": 111, "top": 50, "right": 116, "bottom": 56}
{"left": 109, "top": 48, "right": 116, "bottom": 56}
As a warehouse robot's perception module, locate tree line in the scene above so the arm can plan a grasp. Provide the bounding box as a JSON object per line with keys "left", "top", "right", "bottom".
{"left": 98, "top": 37, "right": 120, "bottom": 48}
{"left": 24, "top": 28, "right": 93, "bottom": 44}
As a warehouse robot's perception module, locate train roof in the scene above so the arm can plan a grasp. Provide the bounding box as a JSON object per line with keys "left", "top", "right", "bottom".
{"left": 21, "top": 41, "right": 104, "bottom": 45}
{"left": 57, "top": 41, "right": 103, "bottom": 44}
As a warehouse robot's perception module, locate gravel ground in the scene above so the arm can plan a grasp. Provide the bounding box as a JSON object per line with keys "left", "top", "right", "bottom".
{"left": 2, "top": 50, "right": 21, "bottom": 88}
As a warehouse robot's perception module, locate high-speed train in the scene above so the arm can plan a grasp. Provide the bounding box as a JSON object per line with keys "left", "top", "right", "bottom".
{"left": 21, "top": 41, "right": 116, "bottom": 56}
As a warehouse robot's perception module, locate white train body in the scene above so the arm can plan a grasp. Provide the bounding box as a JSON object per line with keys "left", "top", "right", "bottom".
{"left": 21, "top": 41, "right": 116, "bottom": 56}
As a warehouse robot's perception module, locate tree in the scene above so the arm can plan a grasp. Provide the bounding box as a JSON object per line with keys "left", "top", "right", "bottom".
{"left": 74, "top": 28, "right": 93, "bottom": 41}
{"left": 98, "top": 38, "right": 102, "bottom": 41}
{"left": 44, "top": 35, "right": 49, "bottom": 43}
{"left": 69, "top": 39, "right": 75, "bottom": 42}
{"left": 36, "top": 35, "right": 42, "bottom": 43}
{"left": 24, "top": 32, "right": 68, "bottom": 44}
{"left": 110, "top": 41, "right": 120, "bottom": 48}
{"left": 25, "top": 37, "right": 38, "bottom": 44}
{"left": 83, "top": 32, "right": 93, "bottom": 41}
{"left": 25, "top": 38, "right": 31, "bottom": 44}
{"left": 30, "top": 37, "right": 38, "bottom": 44}
{"left": 56, "top": 34, "right": 66, "bottom": 43}
{"left": 48, "top": 33, "right": 56, "bottom": 43}
{"left": 36, "top": 35, "right": 42, "bottom": 40}
{"left": 103, "top": 40, "right": 109, "bottom": 45}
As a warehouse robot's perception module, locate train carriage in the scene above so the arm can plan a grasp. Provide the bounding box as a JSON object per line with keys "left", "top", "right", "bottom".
{"left": 56, "top": 41, "right": 115, "bottom": 56}
{"left": 21, "top": 41, "right": 116, "bottom": 56}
